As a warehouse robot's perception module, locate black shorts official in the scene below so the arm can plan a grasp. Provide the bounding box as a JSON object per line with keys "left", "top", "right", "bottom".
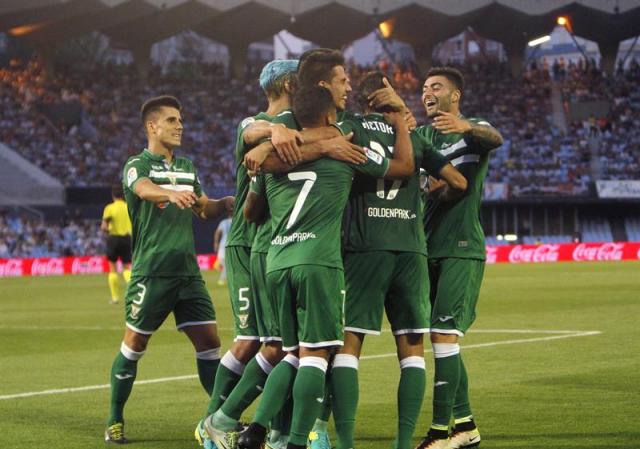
{"left": 106, "top": 235, "right": 132, "bottom": 264}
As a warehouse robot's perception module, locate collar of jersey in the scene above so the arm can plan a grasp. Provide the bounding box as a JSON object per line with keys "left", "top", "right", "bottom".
{"left": 143, "top": 148, "right": 168, "bottom": 162}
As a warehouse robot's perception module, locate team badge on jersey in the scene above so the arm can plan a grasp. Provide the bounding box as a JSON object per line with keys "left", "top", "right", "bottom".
{"left": 130, "top": 305, "right": 140, "bottom": 320}
{"left": 238, "top": 314, "right": 249, "bottom": 329}
{"left": 240, "top": 117, "right": 255, "bottom": 129}
{"left": 167, "top": 173, "right": 177, "bottom": 186}
{"left": 127, "top": 167, "right": 138, "bottom": 187}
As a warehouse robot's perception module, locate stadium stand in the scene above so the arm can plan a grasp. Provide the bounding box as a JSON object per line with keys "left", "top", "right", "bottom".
{"left": 580, "top": 218, "right": 614, "bottom": 242}
{"left": 624, "top": 217, "right": 640, "bottom": 241}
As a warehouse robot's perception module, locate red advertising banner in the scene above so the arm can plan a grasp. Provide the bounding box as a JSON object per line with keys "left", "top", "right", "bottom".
{"left": 0, "top": 254, "right": 218, "bottom": 278}
{"left": 485, "top": 242, "right": 640, "bottom": 264}
{"left": 1, "top": 243, "right": 639, "bottom": 277}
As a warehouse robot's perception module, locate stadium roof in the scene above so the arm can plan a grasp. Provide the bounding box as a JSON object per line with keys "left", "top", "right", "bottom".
{"left": 2, "top": 1, "right": 639, "bottom": 55}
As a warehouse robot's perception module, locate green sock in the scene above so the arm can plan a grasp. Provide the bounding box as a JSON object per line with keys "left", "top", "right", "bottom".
{"left": 289, "top": 361, "right": 327, "bottom": 446}
{"left": 432, "top": 344, "right": 461, "bottom": 429}
{"left": 254, "top": 356, "right": 298, "bottom": 428}
{"left": 278, "top": 395, "right": 294, "bottom": 437}
{"left": 331, "top": 354, "right": 359, "bottom": 449}
{"left": 453, "top": 355, "right": 473, "bottom": 420}
{"left": 196, "top": 348, "right": 221, "bottom": 396}
{"left": 107, "top": 344, "right": 143, "bottom": 425}
{"left": 395, "top": 357, "right": 426, "bottom": 449}
{"left": 206, "top": 352, "right": 243, "bottom": 416}
{"left": 220, "top": 355, "right": 270, "bottom": 420}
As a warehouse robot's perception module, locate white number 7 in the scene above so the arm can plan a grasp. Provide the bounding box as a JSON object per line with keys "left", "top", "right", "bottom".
{"left": 286, "top": 171, "right": 317, "bottom": 229}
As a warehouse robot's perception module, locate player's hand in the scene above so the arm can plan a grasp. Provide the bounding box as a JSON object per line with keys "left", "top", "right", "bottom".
{"left": 323, "top": 133, "right": 367, "bottom": 165}
{"left": 427, "top": 175, "right": 447, "bottom": 194}
{"left": 404, "top": 109, "right": 417, "bottom": 131}
{"left": 222, "top": 196, "right": 235, "bottom": 214}
{"left": 367, "top": 77, "right": 406, "bottom": 112}
{"left": 244, "top": 146, "right": 270, "bottom": 172}
{"left": 271, "top": 124, "right": 304, "bottom": 165}
{"left": 433, "top": 111, "right": 472, "bottom": 134}
{"left": 168, "top": 190, "right": 197, "bottom": 209}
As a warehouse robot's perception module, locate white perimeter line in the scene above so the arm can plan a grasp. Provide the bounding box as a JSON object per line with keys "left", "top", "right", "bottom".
{"left": 0, "top": 330, "right": 601, "bottom": 401}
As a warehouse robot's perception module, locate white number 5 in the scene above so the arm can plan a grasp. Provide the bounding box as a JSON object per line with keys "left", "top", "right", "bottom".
{"left": 286, "top": 171, "right": 317, "bottom": 229}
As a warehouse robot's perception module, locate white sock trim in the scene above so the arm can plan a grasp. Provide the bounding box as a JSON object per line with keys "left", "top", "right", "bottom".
{"left": 432, "top": 343, "right": 460, "bottom": 359}
{"left": 255, "top": 352, "right": 274, "bottom": 375}
{"left": 120, "top": 342, "right": 145, "bottom": 361}
{"left": 196, "top": 347, "right": 221, "bottom": 361}
{"left": 399, "top": 356, "right": 425, "bottom": 370}
{"left": 333, "top": 354, "right": 359, "bottom": 370}
{"left": 299, "top": 356, "right": 328, "bottom": 372}
{"left": 221, "top": 351, "right": 245, "bottom": 375}
{"left": 283, "top": 354, "right": 299, "bottom": 369}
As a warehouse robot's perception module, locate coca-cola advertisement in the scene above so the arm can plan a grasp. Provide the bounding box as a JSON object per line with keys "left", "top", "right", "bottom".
{"left": 1, "top": 244, "right": 639, "bottom": 277}
{"left": 0, "top": 255, "right": 218, "bottom": 277}
{"left": 486, "top": 242, "right": 640, "bottom": 264}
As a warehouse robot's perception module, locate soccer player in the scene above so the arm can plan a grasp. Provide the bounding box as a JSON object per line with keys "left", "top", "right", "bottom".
{"left": 238, "top": 84, "right": 415, "bottom": 449}
{"left": 331, "top": 72, "right": 467, "bottom": 449}
{"left": 414, "top": 67, "right": 503, "bottom": 449}
{"left": 214, "top": 211, "right": 232, "bottom": 286}
{"left": 198, "top": 59, "right": 364, "bottom": 449}
{"left": 104, "top": 95, "right": 234, "bottom": 444}
{"left": 101, "top": 183, "right": 132, "bottom": 304}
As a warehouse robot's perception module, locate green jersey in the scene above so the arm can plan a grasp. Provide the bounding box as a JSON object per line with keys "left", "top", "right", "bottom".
{"left": 226, "top": 112, "right": 274, "bottom": 248}
{"left": 271, "top": 108, "right": 360, "bottom": 130}
{"left": 122, "top": 149, "right": 202, "bottom": 277}
{"left": 416, "top": 117, "right": 495, "bottom": 260}
{"left": 265, "top": 154, "right": 390, "bottom": 273}
{"left": 341, "top": 113, "right": 448, "bottom": 254}
{"left": 249, "top": 174, "right": 271, "bottom": 254}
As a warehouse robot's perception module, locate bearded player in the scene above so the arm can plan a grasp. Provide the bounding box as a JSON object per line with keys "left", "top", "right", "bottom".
{"left": 104, "top": 95, "right": 233, "bottom": 444}
{"left": 414, "top": 67, "right": 503, "bottom": 449}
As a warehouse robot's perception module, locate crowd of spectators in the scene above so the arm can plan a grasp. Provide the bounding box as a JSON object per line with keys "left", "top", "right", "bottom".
{"left": 0, "top": 211, "right": 102, "bottom": 258}
{"left": 1, "top": 56, "right": 639, "bottom": 198}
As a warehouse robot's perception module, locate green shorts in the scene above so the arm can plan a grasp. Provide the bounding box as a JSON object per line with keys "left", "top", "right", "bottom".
{"left": 267, "top": 265, "right": 345, "bottom": 352}
{"left": 344, "top": 251, "right": 430, "bottom": 335}
{"left": 124, "top": 275, "right": 215, "bottom": 334}
{"left": 226, "top": 246, "right": 259, "bottom": 340}
{"left": 428, "top": 258, "right": 485, "bottom": 336}
{"left": 250, "top": 251, "right": 281, "bottom": 342}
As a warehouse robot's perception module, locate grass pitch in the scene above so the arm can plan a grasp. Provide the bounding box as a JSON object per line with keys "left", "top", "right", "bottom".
{"left": 1, "top": 261, "right": 638, "bottom": 449}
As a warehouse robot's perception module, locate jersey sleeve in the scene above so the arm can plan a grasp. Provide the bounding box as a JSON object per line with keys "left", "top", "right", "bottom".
{"left": 415, "top": 134, "right": 448, "bottom": 176}
{"left": 249, "top": 174, "right": 266, "bottom": 197}
{"left": 271, "top": 110, "right": 300, "bottom": 130}
{"left": 123, "top": 157, "right": 150, "bottom": 191}
{"left": 192, "top": 163, "right": 203, "bottom": 197}
{"left": 102, "top": 204, "right": 112, "bottom": 221}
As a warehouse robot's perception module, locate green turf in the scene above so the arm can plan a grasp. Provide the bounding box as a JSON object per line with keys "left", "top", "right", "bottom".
{"left": 1, "top": 261, "right": 638, "bottom": 448}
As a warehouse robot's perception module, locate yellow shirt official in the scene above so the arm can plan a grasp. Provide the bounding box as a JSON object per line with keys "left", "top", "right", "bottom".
{"left": 103, "top": 199, "right": 132, "bottom": 236}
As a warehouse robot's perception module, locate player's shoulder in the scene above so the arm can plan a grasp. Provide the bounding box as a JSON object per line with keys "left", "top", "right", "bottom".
{"left": 124, "top": 151, "right": 147, "bottom": 168}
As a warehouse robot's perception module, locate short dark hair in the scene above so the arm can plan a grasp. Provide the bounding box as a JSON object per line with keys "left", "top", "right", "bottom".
{"left": 293, "top": 86, "right": 335, "bottom": 128}
{"left": 140, "top": 95, "right": 181, "bottom": 125}
{"left": 426, "top": 66, "right": 465, "bottom": 95}
{"left": 356, "top": 71, "right": 396, "bottom": 113}
{"left": 298, "top": 48, "right": 345, "bottom": 87}
{"left": 112, "top": 183, "right": 124, "bottom": 199}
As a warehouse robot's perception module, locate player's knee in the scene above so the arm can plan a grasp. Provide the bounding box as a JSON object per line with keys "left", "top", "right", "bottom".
{"left": 120, "top": 341, "right": 145, "bottom": 361}
{"left": 231, "top": 339, "right": 262, "bottom": 362}
{"left": 430, "top": 332, "right": 459, "bottom": 344}
{"left": 261, "top": 342, "right": 285, "bottom": 364}
{"left": 123, "top": 330, "right": 150, "bottom": 352}
{"left": 341, "top": 330, "right": 365, "bottom": 357}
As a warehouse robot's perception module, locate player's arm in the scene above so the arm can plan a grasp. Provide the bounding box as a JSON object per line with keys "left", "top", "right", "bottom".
{"left": 244, "top": 175, "right": 268, "bottom": 224}
{"left": 132, "top": 178, "right": 197, "bottom": 209}
{"left": 381, "top": 111, "right": 415, "bottom": 179}
{"left": 100, "top": 208, "right": 111, "bottom": 234}
{"left": 192, "top": 193, "right": 235, "bottom": 220}
{"left": 432, "top": 112, "right": 503, "bottom": 150}
{"left": 244, "top": 133, "right": 366, "bottom": 174}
